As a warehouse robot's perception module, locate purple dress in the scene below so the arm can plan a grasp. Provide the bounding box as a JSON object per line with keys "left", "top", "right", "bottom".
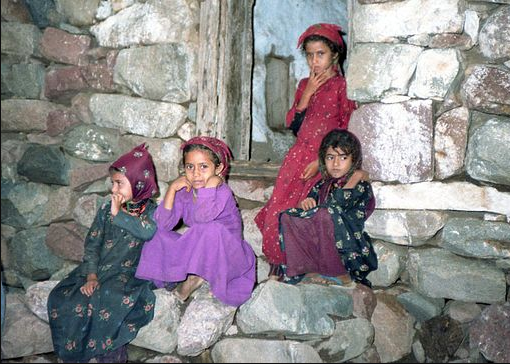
{"left": 135, "top": 183, "right": 256, "bottom": 306}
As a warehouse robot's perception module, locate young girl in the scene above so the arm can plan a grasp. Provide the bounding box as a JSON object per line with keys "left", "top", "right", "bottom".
{"left": 255, "top": 23, "right": 357, "bottom": 279}
{"left": 279, "top": 129, "right": 377, "bottom": 288}
{"left": 47, "top": 143, "right": 159, "bottom": 363}
{"left": 135, "top": 136, "right": 256, "bottom": 307}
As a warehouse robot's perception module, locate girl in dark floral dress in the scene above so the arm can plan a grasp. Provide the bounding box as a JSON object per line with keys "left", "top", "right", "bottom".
{"left": 47, "top": 144, "right": 159, "bottom": 363}
{"left": 278, "top": 129, "right": 377, "bottom": 288}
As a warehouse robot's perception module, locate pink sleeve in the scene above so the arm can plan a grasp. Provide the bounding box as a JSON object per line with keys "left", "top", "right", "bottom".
{"left": 285, "top": 78, "right": 308, "bottom": 127}
{"left": 338, "top": 78, "right": 357, "bottom": 129}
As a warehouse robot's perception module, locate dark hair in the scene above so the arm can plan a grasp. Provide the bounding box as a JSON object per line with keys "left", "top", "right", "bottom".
{"left": 181, "top": 143, "right": 221, "bottom": 170}
{"left": 318, "top": 129, "right": 362, "bottom": 178}
{"left": 301, "top": 34, "right": 346, "bottom": 75}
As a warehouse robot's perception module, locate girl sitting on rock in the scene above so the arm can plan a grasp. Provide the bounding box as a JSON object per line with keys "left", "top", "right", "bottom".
{"left": 47, "top": 144, "right": 159, "bottom": 363}
{"left": 136, "top": 136, "right": 256, "bottom": 307}
{"left": 278, "top": 129, "right": 377, "bottom": 288}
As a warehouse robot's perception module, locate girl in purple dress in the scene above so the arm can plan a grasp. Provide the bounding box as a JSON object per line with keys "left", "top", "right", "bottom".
{"left": 136, "top": 137, "right": 256, "bottom": 307}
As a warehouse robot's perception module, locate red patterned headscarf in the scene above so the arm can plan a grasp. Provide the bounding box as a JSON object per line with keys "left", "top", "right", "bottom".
{"left": 110, "top": 143, "right": 159, "bottom": 202}
{"left": 297, "top": 23, "right": 344, "bottom": 49}
{"left": 180, "top": 136, "right": 233, "bottom": 178}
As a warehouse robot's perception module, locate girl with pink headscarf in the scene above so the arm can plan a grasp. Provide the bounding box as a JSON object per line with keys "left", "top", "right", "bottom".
{"left": 136, "top": 137, "right": 256, "bottom": 307}
{"left": 255, "top": 23, "right": 358, "bottom": 280}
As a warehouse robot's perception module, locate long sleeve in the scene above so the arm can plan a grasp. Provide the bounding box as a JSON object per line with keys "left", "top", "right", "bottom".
{"left": 330, "top": 181, "right": 373, "bottom": 216}
{"left": 306, "top": 180, "right": 322, "bottom": 203}
{"left": 111, "top": 201, "right": 157, "bottom": 241}
{"left": 193, "top": 184, "right": 231, "bottom": 223}
{"left": 329, "top": 181, "right": 374, "bottom": 236}
{"left": 285, "top": 78, "right": 308, "bottom": 127}
{"left": 153, "top": 194, "right": 184, "bottom": 232}
{"left": 81, "top": 203, "right": 108, "bottom": 276}
{"left": 337, "top": 81, "right": 357, "bottom": 129}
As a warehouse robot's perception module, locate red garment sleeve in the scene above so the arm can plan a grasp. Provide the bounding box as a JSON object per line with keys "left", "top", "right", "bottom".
{"left": 338, "top": 80, "right": 357, "bottom": 129}
{"left": 286, "top": 78, "right": 309, "bottom": 127}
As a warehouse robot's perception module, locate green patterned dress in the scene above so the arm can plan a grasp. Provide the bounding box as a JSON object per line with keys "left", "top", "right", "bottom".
{"left": 279, "top": 180, "right": 378, "bottom": 287}
{"left": 47, "top": 200, "right": 157, "bottom": 362}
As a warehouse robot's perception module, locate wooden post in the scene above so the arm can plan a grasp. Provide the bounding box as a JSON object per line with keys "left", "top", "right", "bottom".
{"left": 196, "top": 0, "right": 254, "bottom": 161}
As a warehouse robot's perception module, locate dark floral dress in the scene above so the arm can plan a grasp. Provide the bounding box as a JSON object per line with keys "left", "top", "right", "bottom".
{"left": 279, "top": 180, "right": 378, "bottom": 287}
{"left": 255, "top": 72, "right": 357, "bottom": 267}
{"left": 47, "top": 200, "right": 157, "bottom": 362}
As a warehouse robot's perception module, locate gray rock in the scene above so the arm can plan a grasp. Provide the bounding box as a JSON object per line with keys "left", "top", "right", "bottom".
{"left": 17, "top": 144, "right": 70, "bottom": 186}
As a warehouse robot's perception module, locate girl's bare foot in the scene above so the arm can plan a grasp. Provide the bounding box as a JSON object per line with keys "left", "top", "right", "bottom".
{"left": 268, "top": 275, "right": 280, "bottom": 281}
{"left": 175, "top": 275, "right": 204, "bottom": 302}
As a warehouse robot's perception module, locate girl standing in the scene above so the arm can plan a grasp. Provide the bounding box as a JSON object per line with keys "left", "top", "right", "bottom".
{"left": 279, "top": 129, "right": 377, "bottom": 288}
{"left": 135, "top": 137, "right": 256, "bottom": 307}
{"left": 255, "top": 23, "right": 357, "bottom": 279}
{"left": 47, "top": 143, "right": 159, "bottom": 363}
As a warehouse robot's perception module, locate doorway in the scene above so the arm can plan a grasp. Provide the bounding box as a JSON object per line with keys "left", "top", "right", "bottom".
{"left": 195, "top": 0, "right": 351, "bottom": 175}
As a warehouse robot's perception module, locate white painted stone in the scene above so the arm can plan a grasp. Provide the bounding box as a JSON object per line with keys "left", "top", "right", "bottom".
{"left": 132, "top": 289, "right": 180, "bottom": 354}
{"left": 367, "top": 241, "right": 408, "bottom": 287}
{"left": 365, "top": 210, "right": 447, "bottom": 246}
{"left": 347, "top": 44, "right": 423, "bottom": 102}
{"left": 241, "top": 208, "right": 263, "bottom": 257}
{"left": 380, "top": 95, "right": 411, "bottom": 104}
{"left": 464, "top": 10, "right": 480, "bottom": 46}
{"left": 90, "top": 94, "right": 187, "bottom": 138}
{"left": 122, "top": 135, "right": 182, "bottom": 184}
{"left": 90, "top": 0, "right": 199, "bottom": 47}
{"left": 409, "top": 49, "right": 460, "bottom": 100}
{"left": 114, "top": 43, "right": 198, "bottom": 103}
{"left": 434, "top": 107, "right": 470, "bottom": 179}
{"left": 353, "top": 0, "right": 464, "bottom": 43}
{"left": 229, "top": 179, "right": 273, "bottom": 203}
{"left": 372, "top": 181, "right": 510, "bottom": 217}
{"left": 349, "top": 100, "right": 433, "bottom": 183}
{"left": 177, "top": 122, "right": 196, "bottom": 142}
{"left": 479, "top": 5, "right": 510, "bottom": 60}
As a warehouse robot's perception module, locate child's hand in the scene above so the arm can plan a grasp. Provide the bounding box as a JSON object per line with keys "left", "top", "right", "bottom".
{"left": 170, "top": 175, "right": 192, "bottom": 193}
{"left": 110, "top": 192, "right": 124, "bottom": 216}
{"left": 304, "top": 69, "right": 330, "bottom": 96}
{"left": 300, "top": 197, "right": 317, "bottom": 211}
{"left": 300, "top": 160, "right": 319, "bottom": 181}
{"left": 205, "top": 175, "right": 223, "bottom": 188}
{"left": 80, "top": 277, "right": 99, "bottom": 297}
{"left": 344, "top": 169, "right": 370, "bottom": 189}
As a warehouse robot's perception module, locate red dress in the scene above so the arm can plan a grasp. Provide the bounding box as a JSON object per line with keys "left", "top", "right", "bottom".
{"left": 254, "top": 72, "right": 356, "bottom": 266}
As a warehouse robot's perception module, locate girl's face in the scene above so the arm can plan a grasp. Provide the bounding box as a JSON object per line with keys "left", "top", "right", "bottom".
{"left": 305, "top": 40, "right": 337, "bottom": 76}
{"left": 324, "top": 146, "right": 353, "bottom": 179}
{"left": 110, "top": 172, "right": 133, "bottom": 203}
{"left": 184, "top": 150, "right": 223, "bottom": 189}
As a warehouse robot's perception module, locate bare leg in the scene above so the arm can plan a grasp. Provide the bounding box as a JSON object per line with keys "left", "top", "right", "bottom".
{"left": 175, "top": 275, "right": 204, "bottom": 302}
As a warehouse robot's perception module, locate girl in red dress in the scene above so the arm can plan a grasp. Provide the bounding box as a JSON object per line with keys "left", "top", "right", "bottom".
{"left": 255, "top": 23, "right": 357, "bottom": 279}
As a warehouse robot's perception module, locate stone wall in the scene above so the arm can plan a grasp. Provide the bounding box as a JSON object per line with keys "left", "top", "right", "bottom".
{"left": 1, "top": 0, "right": 509, "bottom": 363}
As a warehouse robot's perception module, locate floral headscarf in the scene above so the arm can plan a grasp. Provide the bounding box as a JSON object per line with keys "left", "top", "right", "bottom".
{"left": 110, "top": 143, "right": 159, "bottom": 202}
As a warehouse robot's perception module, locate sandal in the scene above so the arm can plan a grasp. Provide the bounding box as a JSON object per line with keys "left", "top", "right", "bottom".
{"left": 300, "top": 274, "right": 356, "bottom": 289}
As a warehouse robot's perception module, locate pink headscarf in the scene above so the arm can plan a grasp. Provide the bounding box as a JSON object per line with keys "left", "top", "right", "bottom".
{"left": 180, "top": 136, "right": 233, "bottom": 178}
{"left": 297, "top": 23, "right": 344, "bottom": 49}
{"left": 110, "top": 143, "right": 159, "bottom": 202}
